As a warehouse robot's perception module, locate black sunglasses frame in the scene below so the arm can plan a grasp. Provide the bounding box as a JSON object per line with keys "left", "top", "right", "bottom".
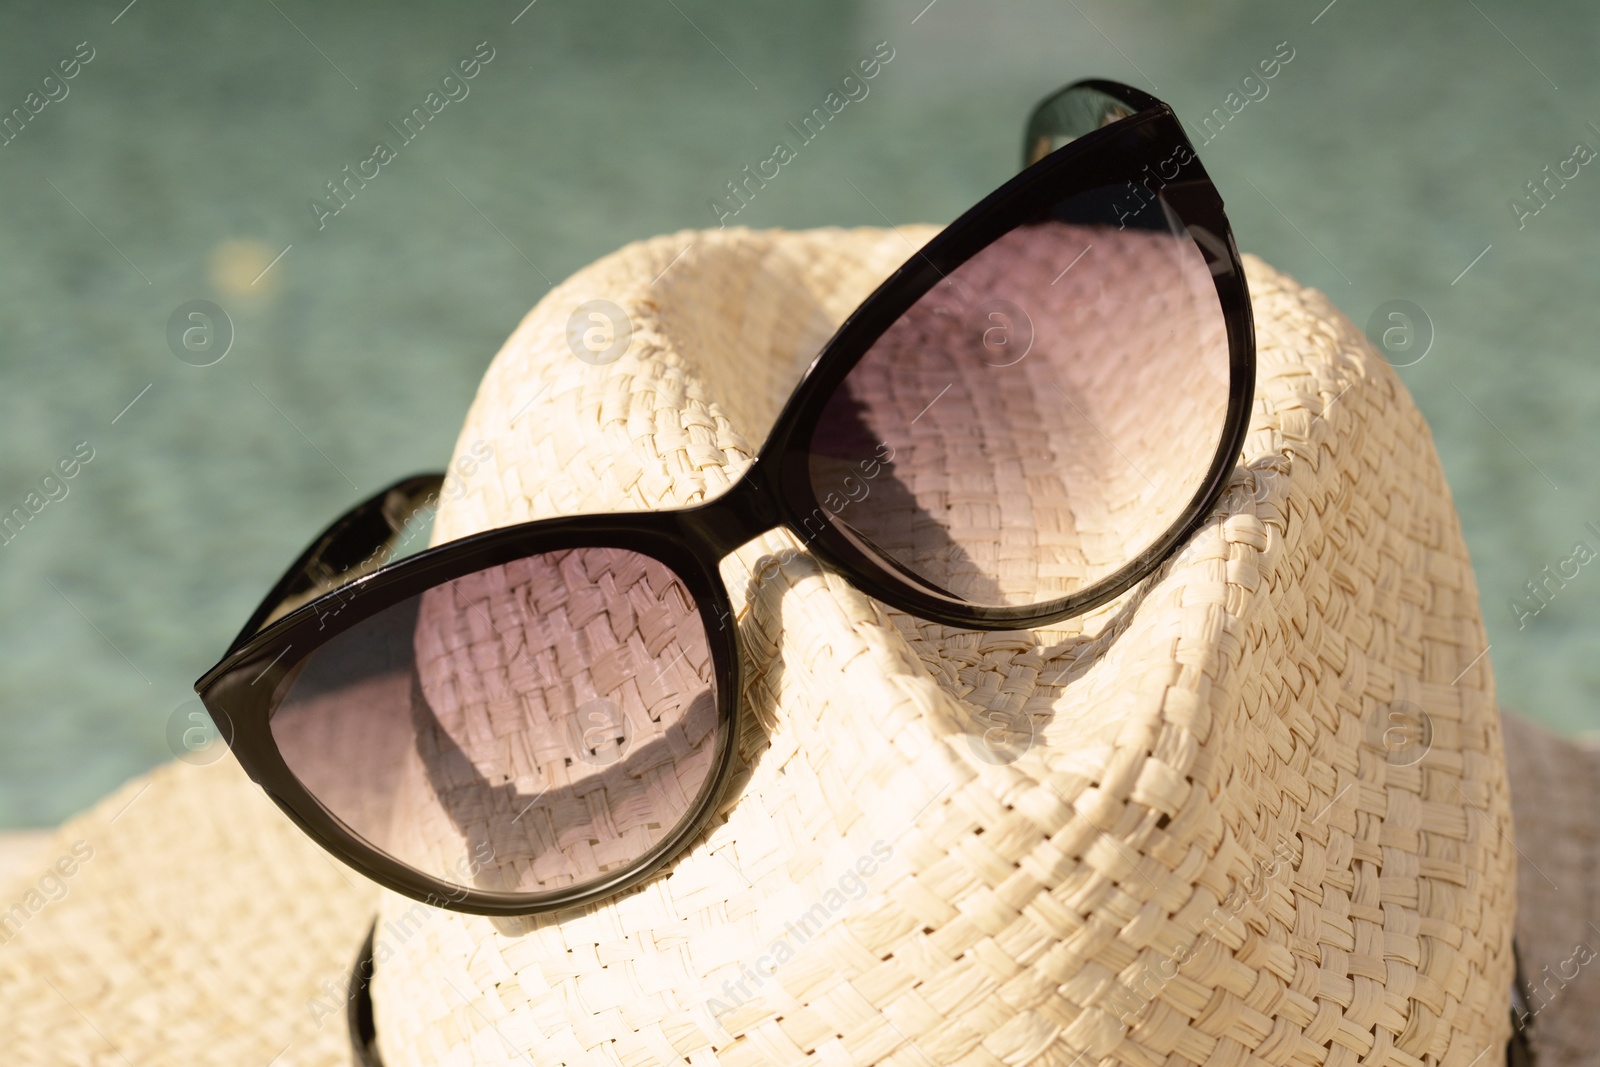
{"left": 195, "top": 78, "right": 1256, "bottom": 917}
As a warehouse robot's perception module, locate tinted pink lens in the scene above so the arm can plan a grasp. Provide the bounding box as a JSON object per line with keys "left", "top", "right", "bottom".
{"left": 808, "top": 186, "right": 1232, "bottom": 608}
{"left": 269, "top": 548, "right": 721, "bottom": 896}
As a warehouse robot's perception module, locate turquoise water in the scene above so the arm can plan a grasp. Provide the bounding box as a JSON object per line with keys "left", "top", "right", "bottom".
{"left": 1, "top": 0, "right": 1596, "bottom": 827}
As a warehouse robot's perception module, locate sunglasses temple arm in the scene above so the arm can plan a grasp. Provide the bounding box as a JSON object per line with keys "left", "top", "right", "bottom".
{"left": 226, "top": 473, "right": 446, "bottom": 652}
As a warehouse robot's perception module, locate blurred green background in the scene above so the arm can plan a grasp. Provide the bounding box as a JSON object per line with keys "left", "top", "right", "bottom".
{"left": 0, "top": 0, "right": 1594, "bottom": 827}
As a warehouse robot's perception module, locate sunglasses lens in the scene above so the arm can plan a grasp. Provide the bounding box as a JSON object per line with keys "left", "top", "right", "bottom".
{"left": 807, "top": 180, "right": 1233, "bottom": 610}
{"left": 268, "top": 547, "right": 723, "bottom": 899}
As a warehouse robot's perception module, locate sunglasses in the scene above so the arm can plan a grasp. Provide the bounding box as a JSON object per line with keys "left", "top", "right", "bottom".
{"left": 194, "top": 78, "right": 1255, "bottom": 917}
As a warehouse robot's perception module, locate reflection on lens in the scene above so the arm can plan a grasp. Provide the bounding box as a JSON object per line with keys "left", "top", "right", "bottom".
{"left": 270, "top": 548, "right": 721, "bottom": 897}
{"left": 808, "top": 185, "right": 1231, "bottom": 608}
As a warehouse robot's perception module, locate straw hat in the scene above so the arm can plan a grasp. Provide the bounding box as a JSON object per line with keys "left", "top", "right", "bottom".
{"left": 0, "top": 225, "right": 1590, "bottom": 1066}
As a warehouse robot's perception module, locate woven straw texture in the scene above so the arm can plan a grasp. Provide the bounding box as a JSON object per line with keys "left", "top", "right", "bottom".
{"left": 0, "top": 757, "right": 379, "bottom": 1066}
{"left": 394, "top": 546, "right": 722, "bottom": 894}
{"left": 360, "top": 225, "right": 1518, "bottom": 1067}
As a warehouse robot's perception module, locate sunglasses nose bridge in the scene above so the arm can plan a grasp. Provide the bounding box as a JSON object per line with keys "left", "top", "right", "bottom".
{"left": 678, "top": 457, "right": 784, "bottom": 560}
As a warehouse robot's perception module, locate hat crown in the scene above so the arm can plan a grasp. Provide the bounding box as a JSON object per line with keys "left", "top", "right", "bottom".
{"left": 368, "top": 228, "right": 1515, "bottom": 1067}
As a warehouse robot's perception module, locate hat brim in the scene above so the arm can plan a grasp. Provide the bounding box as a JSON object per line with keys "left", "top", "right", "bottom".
{"left": 0, "top": 756, "right": 375, "bottom": 1066}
